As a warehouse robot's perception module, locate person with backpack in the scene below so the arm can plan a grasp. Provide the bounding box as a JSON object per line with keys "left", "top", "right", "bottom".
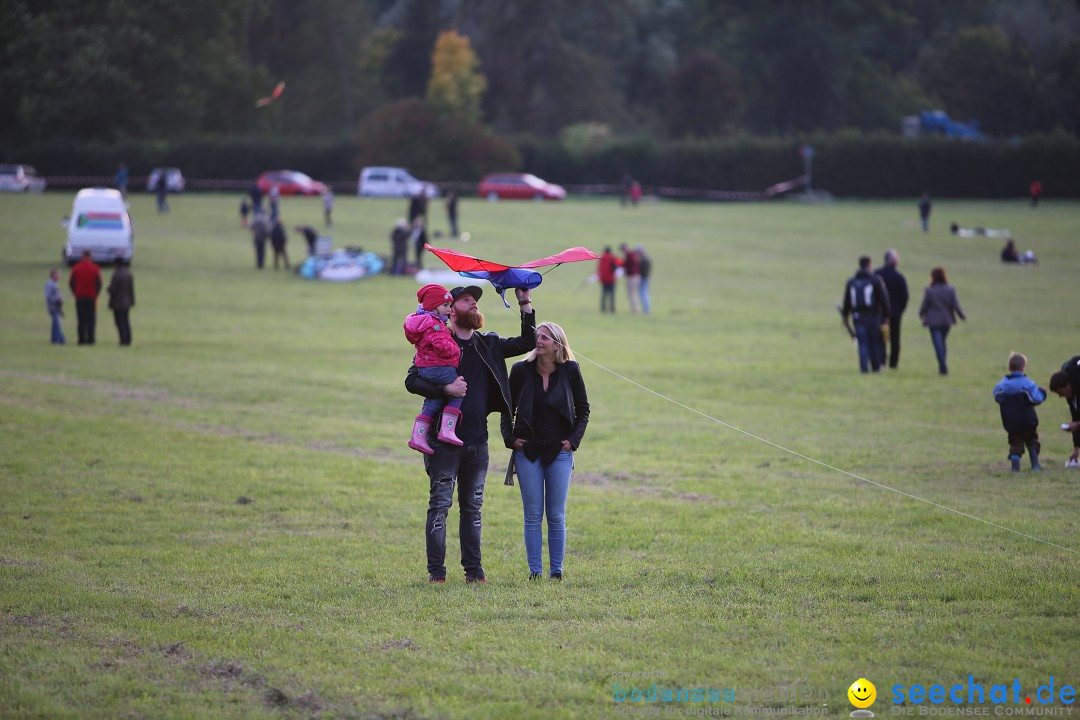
{"left": 840, "top": 256, "right": 892, "bottom": 373}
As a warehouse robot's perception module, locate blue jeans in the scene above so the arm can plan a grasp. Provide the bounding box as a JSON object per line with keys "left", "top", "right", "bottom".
{"left": 929, "top": 325, "right": 950, "bottom": 374}
{"left": 854, "top": 314, "right": 883, "bottom": 373}
{"left": 515, "top": 450, "right": 573, "bottom": 575}
{"left": 424, "top": 442, "right": 488, "bottom": 579}
{"left": 639, "top": 278, "right": 651, "bottom": 315}
{"left": 49, "top": 310, "right": 65, "bottom": 344}
{"left": 417, "top": 365, "right": 462, "bottom": 417}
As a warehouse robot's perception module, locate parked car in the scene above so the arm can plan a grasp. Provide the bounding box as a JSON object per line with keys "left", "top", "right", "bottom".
{"left": 63, "top": 188, "right": 134, "bottom": 265}
{"left": 478, "top": 173, "right": 566, "bottom": 201}
{"left": 357, "top": 166, "right": 438, "bottom": 198}
{"left": 0, "top": 164, "right": 47, "bottom": 193}
{"left": 256, "top": 170, "right": 328, "bottom": 196}
{"left": 146, "top": 167, "right": 186, "bottom": 192}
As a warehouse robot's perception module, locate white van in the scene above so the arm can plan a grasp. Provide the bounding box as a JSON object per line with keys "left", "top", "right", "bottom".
{"left": 64, "top": 188, "right": 134, "bottom": 265}
{"left": 357, "top": 166, "right": 438, "bottom": 198}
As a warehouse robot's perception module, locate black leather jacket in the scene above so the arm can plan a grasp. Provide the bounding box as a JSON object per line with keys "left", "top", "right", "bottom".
{"left": 404, "top": 310, "right": 536, "bottom": 417}
{"left": 500, "top": 359, "right": 590, "bottom": 451}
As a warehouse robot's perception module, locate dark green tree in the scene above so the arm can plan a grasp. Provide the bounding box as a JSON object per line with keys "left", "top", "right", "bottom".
{"left": 918, "top": 25, "right": 1039, "bottom": 134}
{"left": 667, "top": 50, "right": 742, "bottom": 137}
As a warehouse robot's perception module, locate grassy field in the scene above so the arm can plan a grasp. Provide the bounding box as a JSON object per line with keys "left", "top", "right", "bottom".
{"left": 0, "top": 191, "right": 1077, "bottom": 719}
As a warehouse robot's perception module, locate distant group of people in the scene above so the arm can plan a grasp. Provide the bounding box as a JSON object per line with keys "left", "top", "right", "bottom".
{"left": 46, "top": 251, "right": 134, "bottom": 346}
{"left": 388, "top": 189, "right": 461, "bottom": 276}
{"left": 992, "top": 353, "right": 1080, "bottom": 472}
{"left": 241, "top": 183, "right": 334, "bottom": 270}
{"left": 249, "top": 214, "right": 294, "bottom": 270}
{"left": 841, "top": 251, "right": 965, "bottom": 376}
{"left": 597, "top": 244, "right": 651, "bottom": 314}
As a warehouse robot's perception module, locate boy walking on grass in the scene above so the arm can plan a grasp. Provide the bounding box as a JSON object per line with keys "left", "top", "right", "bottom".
{"left": 993, "top": 352, "right": 1046, "bottom": 471}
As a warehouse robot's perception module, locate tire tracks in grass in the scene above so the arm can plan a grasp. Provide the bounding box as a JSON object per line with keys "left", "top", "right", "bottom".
{"left": 0, "top": 613, "right": 418, "bottom": 718}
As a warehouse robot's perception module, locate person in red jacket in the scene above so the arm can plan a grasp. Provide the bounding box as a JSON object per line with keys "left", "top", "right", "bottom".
{"left": 597, "top": 246, "right": 619, "bottom": 314}
{"left": 404, "top": 284, "right": 464, "bottom": 454}
{"left": 68, "top": 250, "right": 102, "bottom": 345}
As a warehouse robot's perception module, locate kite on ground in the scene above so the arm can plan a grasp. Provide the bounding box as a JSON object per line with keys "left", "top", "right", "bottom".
{"left": 425, "top": 244, "right": 600, "bottom": 307}
{"left": 255, "top": 81, "right": 285, "bottom": 108}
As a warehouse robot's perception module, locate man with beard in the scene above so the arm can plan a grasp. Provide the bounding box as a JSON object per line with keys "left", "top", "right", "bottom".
{"left": 405, "top": 284, "right": 536, "bottom": 583}
{"left": 1049, "top": 355, "right": 1080, "bottom": 466}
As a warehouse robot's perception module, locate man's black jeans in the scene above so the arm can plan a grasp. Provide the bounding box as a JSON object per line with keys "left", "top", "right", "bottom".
{"left": 425, "top": 442, "right": 488, "bottom": 580}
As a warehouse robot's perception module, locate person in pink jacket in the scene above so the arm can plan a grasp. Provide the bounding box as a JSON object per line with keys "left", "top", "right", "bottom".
{"left": 404, "top": 284, "right": 465, "bottom": 454}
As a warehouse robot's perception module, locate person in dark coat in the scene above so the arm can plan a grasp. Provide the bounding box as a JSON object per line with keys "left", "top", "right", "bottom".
{"left": 390, "top": 219, "right": 409, "bottom": 276}
{"left": 1001, "top": 239, "right": 1021, "bottom": 263}
{"left": 251, "top": 214, "right": 270, "bottom": 269}
{"left": 841, "top": 256, "right": 891, "bottom": 373}
{"left": 875, "top": 249, "right": 909, "bottom": 369}
{"left": 270, "top": 219, "right": 289, "bottom": 270}
{"left": 68, "top": 250, "right": 102, "bottom": 345}
{"left": 107, "top": 258, "right": 135, "bottom": 346}
{"left": 501, "top": 322, "right": 589, "bottom": 580}
{"left": 918, "top": 192, "right": 931, "bottom": 233}
{"left": 155, "top": 173, "right": 169, "bottom": 213}
{"left": 1049, "top": 355, "right": 1080, "bottom": 466}
{"left": 445, "top": 191, "right": 459, "bottom": 238}
{"left": 295, "top": 225, "right": 318, "bottom": 256}
{"left": 411, "top": 218, "right": 428, "bottom": 270}
{"left": 407, "top": 190, "right": 428, "bottom": 224}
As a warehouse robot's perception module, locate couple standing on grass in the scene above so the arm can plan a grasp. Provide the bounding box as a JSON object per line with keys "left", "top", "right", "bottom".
{"left": 404, "top": 284, "right": 591, "bottom": 583}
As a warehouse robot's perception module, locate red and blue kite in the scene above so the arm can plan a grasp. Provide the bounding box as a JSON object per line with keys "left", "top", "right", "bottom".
{"left": 425, "top": 244, "right": 599, "bottom": 307}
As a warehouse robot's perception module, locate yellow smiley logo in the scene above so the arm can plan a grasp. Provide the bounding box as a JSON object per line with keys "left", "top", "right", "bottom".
{"left": 848, "top": 678, "right": 876, "bottom": 709}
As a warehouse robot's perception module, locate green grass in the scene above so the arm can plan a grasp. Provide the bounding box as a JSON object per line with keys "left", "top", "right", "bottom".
{"left": 1, "top": 191, "right": 1077, "bottom": 719}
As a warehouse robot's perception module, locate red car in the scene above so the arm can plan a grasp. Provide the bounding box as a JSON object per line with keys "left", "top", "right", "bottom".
{"left": 477, "top": 173, "right": 566, "bottom": 201}
{"left": 256, "top": 170, "right": 328, "bottom": 196}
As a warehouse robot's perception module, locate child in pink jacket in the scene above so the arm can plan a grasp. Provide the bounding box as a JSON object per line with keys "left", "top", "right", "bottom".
{"left": 404, "top": 284, "right": 464, "bottom": 454}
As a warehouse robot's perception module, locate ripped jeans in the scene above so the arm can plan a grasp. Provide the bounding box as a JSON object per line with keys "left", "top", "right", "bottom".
{"left": 424, "top": 442, "right": 488, "bottom": 579}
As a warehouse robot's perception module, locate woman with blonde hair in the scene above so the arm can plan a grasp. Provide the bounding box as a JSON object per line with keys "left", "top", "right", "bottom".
{"left": 501, "top": 322, "right": 590, "bottom": 580}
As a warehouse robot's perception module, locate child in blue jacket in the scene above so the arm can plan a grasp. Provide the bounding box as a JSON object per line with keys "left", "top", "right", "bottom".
{"left": 993, "top": 352, "right": 1047, "bottom": 471}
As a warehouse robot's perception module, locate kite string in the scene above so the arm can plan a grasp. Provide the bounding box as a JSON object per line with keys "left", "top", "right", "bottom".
{"left": 550, "top": 335, "right": 1077, "bottom": 556}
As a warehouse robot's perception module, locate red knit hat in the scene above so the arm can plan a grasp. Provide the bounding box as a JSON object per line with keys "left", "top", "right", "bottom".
{"left": 417, "top": 284, "right": 452, "bottom": 311}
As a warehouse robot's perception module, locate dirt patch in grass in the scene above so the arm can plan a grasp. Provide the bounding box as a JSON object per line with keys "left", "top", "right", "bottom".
{"left": 380, "top": 638, "right": 417, "bottom": 651}
{"left": 4, "top": 613, "right": 74, "bottom": 637}
{"left": 0, "top": 557, "right": 36, "bottom": 566}
{"left": 159, "top": 641, "right": 193, "bottom": 661}
{"left": 0, "top": 370, "right": 207, "bottom": 410}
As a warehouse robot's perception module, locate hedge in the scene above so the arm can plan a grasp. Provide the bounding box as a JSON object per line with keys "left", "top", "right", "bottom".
{"left": 3, "top": 131, "right": 1078, "bottom": 198}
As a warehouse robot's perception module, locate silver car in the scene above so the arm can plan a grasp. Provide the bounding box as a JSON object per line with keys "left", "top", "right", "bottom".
{"left": 0, "top": 164, "right": 47, "bottom": 192}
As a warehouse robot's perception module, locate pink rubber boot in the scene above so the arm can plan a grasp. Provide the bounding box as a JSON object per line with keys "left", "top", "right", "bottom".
{"left": 408, "top": 415, "right": 435, "bottom": 455}
{"left": 437, "top": 407, "right": 464, "bottom": 446}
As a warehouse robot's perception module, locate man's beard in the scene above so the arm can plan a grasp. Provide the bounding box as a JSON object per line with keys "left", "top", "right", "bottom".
{"left": 453, "top": 307, "right": 484, "bottom": 330}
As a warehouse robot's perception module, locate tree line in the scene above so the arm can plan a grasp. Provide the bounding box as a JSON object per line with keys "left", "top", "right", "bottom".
{"left": 2, "top": 0, "right": 1078, "bottom": 148}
